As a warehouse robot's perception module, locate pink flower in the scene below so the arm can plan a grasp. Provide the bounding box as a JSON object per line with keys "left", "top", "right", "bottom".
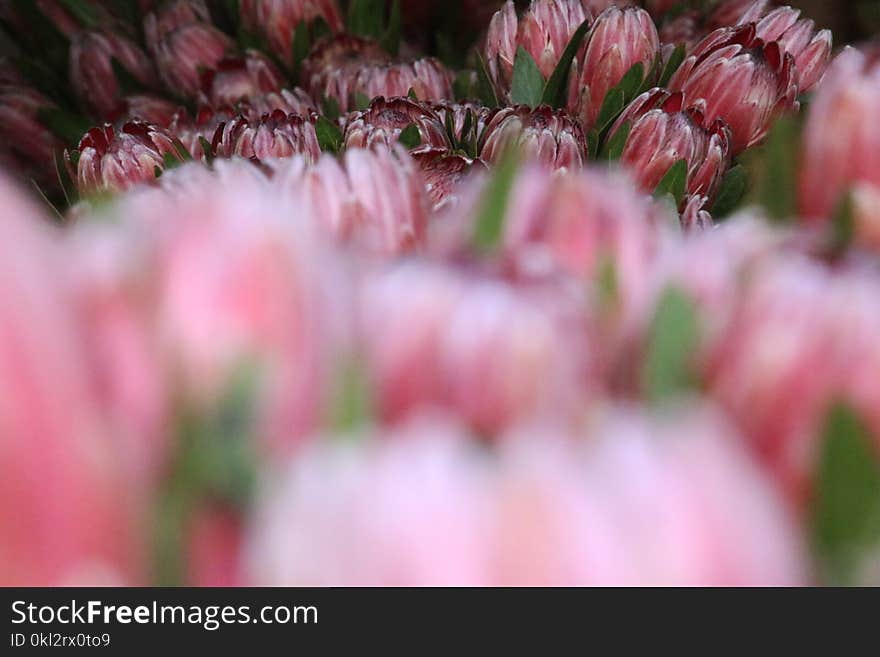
{"left": 480, "top": 105, "right": 587, "bottom": 170}
{"left": 199, "top": 51, "right": 286, "bottom": 108}
{"left": 484, "top": 0, "right": 589, "bottom": 94}
{"left": 569, "top": 6, "right": 660, "bottom": 130}
{"left": 70, "top": 120, "right": 179, "bottom": 194}
{"left": 301, "top": 35, "right": 453, "bottom": 112}
{"left": 343, "top": 96, "right": 451, "bottom": 152}
{"left": 752, "top": 5, "right": 832, "bottom": 92}
{"left": 610, "top": 88, "right": 731, "bottom": 201}
{"left": 272, "top": 147, "right": 429, "bottom": 254}
{"left": 145, "top": 0, "right": 233, "bottom": 99}
{"left": 186, "top": 506, "right": 244, "bottom": 587}
{"left": 412, "top": 149, "right": 486, "bottom": 211}
{"left": 668, "top": 23, "right": 798, "bottom": 153}
{"left": 238, "top": 87, "right": 317, "bottom": 121}
{"left": 0, "top": 174, "right": 138, "bottom": 585}
{"left": 169, "top": 105, "right": 238, "bottom": 159}
{"left": 70, "top": 29, "right": 158, "bottom": 117}
{"left": 360, "top": 262, "right": 591, "bottom": 435}
{"left": 114, "top": 94, "right": 181, "bottom": 127}
{"left": 240, "top": 0, "right": 344, "bottom": 65}
{"left": 212, "top": 110, "right": 321, "bottom": 163}
{"left": 799, "top": 48, "right": 880, "bottom": 221}
{"left": 0, "top": 83, "right": 64, "bottom": 186}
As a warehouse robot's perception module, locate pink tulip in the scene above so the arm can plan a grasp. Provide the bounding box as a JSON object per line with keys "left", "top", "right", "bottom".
{"left": 799, "top": 47, "right": 880, "bottom": 222}
{"left": 0, "top": 174, "right": 138, "bottom": 585}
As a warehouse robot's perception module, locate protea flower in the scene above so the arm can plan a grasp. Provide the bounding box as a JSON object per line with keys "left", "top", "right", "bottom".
{"left": 212, "top": 110, "right": 320, "bottom": 162}
{"left": 169, "top": 105, "right": 238, "bottom": 159}
{"left": 272, "top": 147, "right": 429, "bottom": 254}
{"left": 0, "top": 84, "right": 64, "bottom": 186}
{"left": 709, "top": 0, "right": 769, "bottom": 30}
{"left": 752, "top": 5, "right": 832, "bottom": 92}
{"left": 199, "top": 51, "right": 286, "bottom": 108}
{"left": 430, "top": 101, "right": 494, "bottom": 146}
{"left": 799, "top": 47, "right": 880, "bottom": 222}
{"left": 145, "top": 0, "right": 233, "bottom": 99}
{"left": 114, "top": 94, "right": 180, "bottom": 127}
{"left": 484, "top": 0, "right": 589, "bottom": 95}
{"left": 668, "top": 23, "right": 798, "bottom": 154}
{"left": 240, "top": 0, "right": 344, "bottom": 65}
{"left": 480, "top": 105, "right": 587, "bottom": 171}
{"left": 301, "top": 35, "right": 453, "bottom": 112}
{"left": 70, "top": 29, "right": 159, "bottom": 117}
{"left": 412, "top": 149, "right": 486, "bottom": 211}
{"left": 609, "top": 88, "right": 731, "bottom": 202}
{"left": 0, "top": 173, "right": 138, "bottom": 585}
{"left": 239, "top": 87, "right": 317, "bottom": 121}
{"left": 569, "top": 6, "right": 660, "bottom": 131}
{"left": 69, "top": 120, "right": 179, "bottom": 194}
{"left": 343, "top": 97, "right": 451, "bottom": 152}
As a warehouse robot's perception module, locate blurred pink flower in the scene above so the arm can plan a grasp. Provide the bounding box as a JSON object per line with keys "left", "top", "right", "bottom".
{"left": 569, "top": 5, "right": 660, "bottom": 130}
{"left": 0, "top": 83, "right": 64, "bottom": 186}
{"left": 212, "top": 110, "right": 320, "bottom": 162}
{"left": 799, "top": 47, "right": 880, "bottom": 222}
{"left": 240, "top": 0, "right": 344, "bottom": 65}
{"left": 114, "top": 94, "right": 181, "bottom": 128}
{"left": 480, "top": 105, "right": 587, "bottom": 170}
{"left": 0, "top": 174, "right": 138, "bottom": 585}
{"left": 343, "top": 96, "right": 451, "bottom": 152}
{"left": 199, "top": 51, "right": 285, "bottom": 108}
{"left": 70, "top": 120, "right": 179, "bottom": 194}
{"left": 186, "top": 506, "right": 244, "bottom": 587}
{"left": 70, "top": 29, "right": 158, "bottom": 117}
{"left": 669, "top": 23, "right": 798, "bottom": 153}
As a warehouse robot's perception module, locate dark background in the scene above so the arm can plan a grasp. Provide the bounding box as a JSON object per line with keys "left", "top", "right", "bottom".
{"left": 792, "top": 0, "right": 880, "bottom": 43}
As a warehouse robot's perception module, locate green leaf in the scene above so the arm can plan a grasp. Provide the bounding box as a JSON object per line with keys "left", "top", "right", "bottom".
{"left": 321, "top": 96, "right": 341, "bottom": 121}
{"left": 453, "top": 70, "right": 476, "bottom": 101}
{"left": 315, "top": 115, "right": 343, "bottom": 153}
{"left": 593, "top": 62, "right": 645, "bottom": 136}
{"left": 472, "top": 147, "right": 520, "bottom": 253}
{"left": 311, "top": 16, "right": 332, "bottom": 41}
{"left": 509, "top": 47, "right": 545, "bottom": 108}
{"left": 291, "top": 20, "right": 311, "bottom": 77}
{"left": 57, "top": 0, "right": 100, "bottom": 28}
{"left": 601, "top": 121, "right": 631, "bottom": 161}
{"left": 710, "top": 165, "right": 748, "bottom": 219}
{"left": 541, "top": 19, "right": 590, "bottom": 108}
{"left": 37, "top": 108, "right": 91, "bottom": 145}
{"left": 198, "top": 136, "right": 215, "bottom": 165}
{"left": 379, "top": 0, "right": 401, "bottom": 56}
{"left": 642, "top": 286, "right": 700, "bottom": 403}
{"left": 743, "top": 114, "right": 800, "bottom": 222}
{"left": 475, "top": 52, "right": 500, "bottom": 109}
{"left": 407, "top": 87, "right": 418, "bottom": 101}
{"left": 829, "top": 191, "right": 856, "bottom": 257}
{"left": 398, "top": 123, "right": 422, "bottom": 150}
{"left": 653, "top": 159, "right": 688, "bottom": 207}
{"left": 659, "top": 43, "right": 687, "bottom": 87}
{"left": 112, "top": 58, "right": 147, "bottom": 96}
{"left": 328, "top": 358, "right": 374, "bottom": 434}
{"left": 812, "top": 403, "right": 880, "bottom": 586}
{"left": 348, "top": 0, "right": 385, "bottom": 40}
{"left": 354, "top": 92, "right": 372, "bottom": 111}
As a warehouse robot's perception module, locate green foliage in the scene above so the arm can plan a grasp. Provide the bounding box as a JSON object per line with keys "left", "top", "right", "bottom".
{"left": 643, "top": 286, "right": 700, "bottom": 403}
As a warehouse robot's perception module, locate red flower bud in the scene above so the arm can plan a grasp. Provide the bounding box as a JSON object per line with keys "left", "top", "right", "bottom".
{"left": 668, "top": 24, "right": 798, "bottom": 154}
{"left": 212, "top": 110, "right": 320, "bottom": 163}
{"left": 199, "top": 51, "right": 285, "bottom": 107}
{"left": 343, "top": 96, "right": 451, "bottom": 152}
{"left": 752, "top": 6, "right": 832, "bottom": 93}
{"left": 70, "top": 29, "right": 158, "bottom": 117}
{"left": 412, "top": 149, "right": 486, "bottom": 211}
{"left": 239, "top": 87, "right": 317, "bottom": 121}
{"left": 569, "top": 6, "right": 660, "bottom": 131}
{"left": 480, "top": 105, "right": 587, "bottom": 171}
{"left": 610, "top": 88, "right": 731, "bottom": 202}
{"left": 240, "top": 0, "right": 344, "bottom": 64}
{"left": 71, "top": 120, "right": 178, "bottom": 194}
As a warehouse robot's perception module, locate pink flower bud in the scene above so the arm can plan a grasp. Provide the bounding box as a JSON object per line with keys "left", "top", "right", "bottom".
{"left": 239, "top": 87, "right": 317, "bottom": 121}
{"left": 569, "top": 6, "right": 660, "bottom": 131}
{"left": 71, "top": 120, "right": 178, "bottom": 194}
{"left": 240, "top": 0, "right": 344, "bottom": 64}
{"left": 412, "top": 149, "right": 486, "bottom": 211}
{"left": 145, "top": 1, "right": 233, "bottom": 99}
{"left": 799, "top": 48, "right": 880, "bottom": 221}
{"left": 343, "top": 96, "right": 451, "bottom": 152}
{"left": 0, "top": 174, "right": 138, "bottom": 585}
{"left": 709, "top": 0, "right": 769, "bottom": 30}
{"left": 485, "top": 0, "right": 589, "bottom": 94}
{"left": 480, "top": 105, "right": 587, "bottom": 171}
{"left": 669, "top": 24, "right": 798, "bottom": 153}
{"left": 115, "top": 94, "right": 180, "bottom": 127}
{"left": 200, "top": 51, "right": 285, "bottom": 108}
{"left": 301, "top": 35, "right": 453, "bottom": 112}
{"left": 273, "top": 147, "right": 429, "bottom": 254}
{"left": 430, "top": 101, "right": 494, "bottom": 144}
{"left": 610, "top": 88, "right": 731, "bottom": 201}
{"left": 753, "top": 6, "right": 832, "bottom": 92}
{"left": 70, "top": 29, "right": 158, "bottom": 117}
{"left": 169, "top": 105, "right": 238, "bottom": 159}
{"left": 212, "top": 110, "right": 320, "bottom": 162}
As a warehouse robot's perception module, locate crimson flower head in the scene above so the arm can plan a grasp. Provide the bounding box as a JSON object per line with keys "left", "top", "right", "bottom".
{"left": 70, "top": 29, "right": 158, "bottom": 117}
{"left": 568, "top": 6, "right": 660, "bottom": 131}
{"left": 240, "top": 0, "right": 344, "bottom": 65}
{"left": 484, "top": 0, "right": 589, "bottom": 96}
{"left": 668, "top": 24, "right": 798, "bottom": 154}
{"left": 480, "top": 105, "right": 587, "bottom": 171}
{"left": 199, "top": 51, "right": 285, "bottom": 107}
{"left": 212, "top": 110, "right": 321, "bottom": 163}
{"left": 301, "top": 35, "right": 453, "bottom": 112}
{"left": 70, "top": 121, "right": 178, "bottom": 195}
{"left": 145, "top": 0, "right": 233, "bottom": 99}
{"left": 610, "top": 88, "right": 731, "bottom": 202}
{"left": 343, "top": 97, "right": 451, "bottom": 152}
